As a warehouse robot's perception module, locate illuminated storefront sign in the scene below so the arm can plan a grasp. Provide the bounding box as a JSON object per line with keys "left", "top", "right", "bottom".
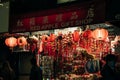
{"left": 9, "top": 0, "right": 105, "bottom": 33}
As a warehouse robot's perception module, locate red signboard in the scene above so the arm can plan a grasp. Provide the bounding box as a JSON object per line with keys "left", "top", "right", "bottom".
{"left": 9, "top": 0, "right": 106, "bottom": 33}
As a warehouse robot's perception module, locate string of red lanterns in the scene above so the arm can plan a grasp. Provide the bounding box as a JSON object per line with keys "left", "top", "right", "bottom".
{"left": 5, "top": 36, "right": 27, "bottom": 48}
{"left": 4, "top": 28, "right": 109, "bottom": 56}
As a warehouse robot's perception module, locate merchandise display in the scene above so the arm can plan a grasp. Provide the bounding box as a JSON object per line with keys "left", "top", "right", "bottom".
{"left": 2, "top": 23, "right": 120, "bottom": 80}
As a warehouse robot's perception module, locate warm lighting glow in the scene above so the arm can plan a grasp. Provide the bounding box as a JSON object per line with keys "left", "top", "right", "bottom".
{"left": 105, "top": 37, "right": 109, "bottom": 42}
{"left": 41, "top": 35, "right": 49, "bottom": 42}
{"left": 73, "top": 30, "right": 79, "bottom": 42}
{"left": 49, "top": 33, "right": 56, "bottom": 42}
{"left": 5, "top": 37, "right": 17, "bottom": 48}
{"left": 92, "top": 28, "right": 108, "bottom": 40}
{"left": 82, "top": 30, "right": 93, "bottom": 38}
{"left": 17, "top": 36, "right": 27, "bottom": 47}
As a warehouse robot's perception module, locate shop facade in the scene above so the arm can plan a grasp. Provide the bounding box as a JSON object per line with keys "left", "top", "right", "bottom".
{"left": 6, "top": 0, "right": 120, "bottom": 80}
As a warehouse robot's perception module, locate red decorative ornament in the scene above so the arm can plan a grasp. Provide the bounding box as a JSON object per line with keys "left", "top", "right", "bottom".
{"left": 49, "top": 33, "right": 56, "bottom": 42}
{"left": 38, "top": 41, "right": 43, "bottom": 53}
{"left": 41, "top": 35, "right": 49, "bottom": 42}
{"left": 82, "top": 30, "right": 93, "bottom": 38}
{"left": 5, "top": 37, "right": 17, "bottom": 48}
{"left": 17, "top": 36, "right": 27, "bottom": 47}
{"left": 92, "top": 28, "right": 108, "bottom": 40}
{"left": 73, "top": 30, "right": 80, "bottom": 42}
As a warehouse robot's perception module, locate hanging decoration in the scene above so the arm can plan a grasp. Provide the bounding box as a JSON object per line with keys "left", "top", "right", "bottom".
{"left": 38, "top": 41, "right": 43, "bottom": 53}
{"left": 17, "top": 36, "right": 27, "bottom": 47}
{"left": 92, "top": 28, "right": 108, "bottom": 40}
{"left": 49, "top": 33, "right": 56, "bottom": 42}
{"left": 73, "top": 30, "right": 80, "bottom": 42}
{"left": 104, "top": 37, "right": 109, "bottom": 42}
{"left": 114, "top": 36, "right": 120, "bottom": 43}
{"left": 82, "top": 30, "right": 93, "bottom": 38}
{"left": 41, "top": 35, "right": 49, "bottom": 42}
{"left": 28, "top": 35, "right": 38, "bottom": 43}
{"left": 5, "top": 37, "right": 17, "bottom": 48}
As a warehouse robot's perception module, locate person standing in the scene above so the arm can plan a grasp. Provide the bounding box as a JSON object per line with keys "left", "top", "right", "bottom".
{"left": 29, "top": 57, "right": 43, "bottom": 80}
{"left": 100, "top": 54, "right": 117, "bottom": 80}
{"left": 0, "top": 61, "right": 15, "bottom": 80}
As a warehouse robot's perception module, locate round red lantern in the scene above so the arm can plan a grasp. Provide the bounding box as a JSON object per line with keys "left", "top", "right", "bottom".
{"left": 92, "top": 28, "right": 108, "bottom": 40}
{"left": 73, "top": 30, "right": 80, "bottom": 42}
{"left": 17, "top": 36, "right": 27, "bottom": 47}
{"left": 82, "top": 30, "right": 93, "bottom": 38}
{"left": 5, "top": 37, "right": 17, "bottom": 48}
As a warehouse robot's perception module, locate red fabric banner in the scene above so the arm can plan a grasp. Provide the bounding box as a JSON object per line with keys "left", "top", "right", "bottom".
{"left": 9, "top": 0, "right": 106, "bottom": 33}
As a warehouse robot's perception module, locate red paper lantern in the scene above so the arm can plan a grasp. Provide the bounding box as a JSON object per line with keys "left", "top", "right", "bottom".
{"left": 73, "top": 30, "right": 80, "bottom": 42}
{"left": 5, "top": 37, "right": 17, "bottom": 48}
{"left": 92, "top": 28, "right": 108, "bottom": 40}
{"left": 82, "top": 30, "right": 93, "bottom": 38}
{"left": 17, "top": 36, "right": 27, "bottom": 47}
{"left": 49, "top": 33, "right": 56, "bottom": 42}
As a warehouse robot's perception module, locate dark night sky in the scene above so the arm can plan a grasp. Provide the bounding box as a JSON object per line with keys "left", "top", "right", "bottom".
{"left": 10, "top": 0, "right": 57, "bottom": 14}
{"left": 10, "top": 0, "right": 91, "bottom": 15}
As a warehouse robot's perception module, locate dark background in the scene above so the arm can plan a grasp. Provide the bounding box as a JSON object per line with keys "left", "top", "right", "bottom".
{"left": 9, "top": 0, "right": 91, "bottom": 14}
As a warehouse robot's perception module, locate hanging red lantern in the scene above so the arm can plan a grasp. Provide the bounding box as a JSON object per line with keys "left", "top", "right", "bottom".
{"left": 5, "top": 37, "right": 17, "bottom": 48}
{"left": 17, "top": 36, "right": 27, "bottom": 47}
{"left": 73, "top": 30, "right": 80, "bottom": 42}
{"left": 92, "top": 28, "right": 108, "bottom": 40}
{"left": 82, "top": 30, "right": 93, "bottom": 38}
{"left": 49, "top": 33, "right": 56, "bottom": 42}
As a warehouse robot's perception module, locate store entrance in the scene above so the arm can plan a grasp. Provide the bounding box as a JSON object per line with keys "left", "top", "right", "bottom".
{"left": 1, "top": 22, "right": 120, "bottom": 80}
